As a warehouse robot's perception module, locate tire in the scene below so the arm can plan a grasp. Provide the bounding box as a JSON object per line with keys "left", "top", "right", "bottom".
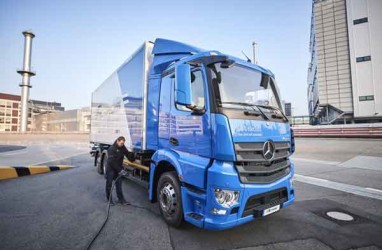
{"left": 102, "top": 153, "right": 108, "bottom": 179}
{"left": 157, "top": 171, "right": 183, "bottom": 227}
{"left": 96, "top": 152, "right": 103, "bottom": 175}
{"left": 94, "top": 152, "right": 98, "bottom": 167}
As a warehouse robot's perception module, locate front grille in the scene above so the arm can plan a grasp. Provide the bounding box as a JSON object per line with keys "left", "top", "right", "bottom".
{"left": 242, "top": 188, "right": 288, "bottom": 217}
{"left": 235, "top": 142, "right": 291, "bottom": 184}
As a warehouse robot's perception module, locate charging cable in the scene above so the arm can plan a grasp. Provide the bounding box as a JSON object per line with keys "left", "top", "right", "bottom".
{"left": 85, "top": 171, "right": 128, "bottom": 250}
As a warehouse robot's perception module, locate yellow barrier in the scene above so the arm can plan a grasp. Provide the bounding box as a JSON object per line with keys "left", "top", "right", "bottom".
{"left": 0, "top": 165, "right": 75, "bottom": 180}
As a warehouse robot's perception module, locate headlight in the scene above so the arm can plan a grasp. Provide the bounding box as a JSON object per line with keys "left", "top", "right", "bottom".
{"left": 214, "top": 188, "right": 239, "bottom": 207}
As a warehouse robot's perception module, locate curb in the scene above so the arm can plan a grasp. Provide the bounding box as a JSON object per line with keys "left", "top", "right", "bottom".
{"left": 0, "top": 165, "right": 76, "bottom": 180}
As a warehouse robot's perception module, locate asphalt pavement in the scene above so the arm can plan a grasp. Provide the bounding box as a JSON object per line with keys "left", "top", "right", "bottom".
{"left": 0, "top": 139, "right": 381, "bottom": 250}
{"left": 0, "top": 143, "right": 89, "bottom": 166}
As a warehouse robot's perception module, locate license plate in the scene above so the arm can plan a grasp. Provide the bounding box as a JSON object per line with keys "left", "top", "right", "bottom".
{"left": 263, "top": 205, "right": 280, "bottom": 216}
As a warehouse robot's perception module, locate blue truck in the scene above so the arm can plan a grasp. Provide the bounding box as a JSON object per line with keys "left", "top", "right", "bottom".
{"left": 90, "top": 39, "right": 295, "bottom": 230}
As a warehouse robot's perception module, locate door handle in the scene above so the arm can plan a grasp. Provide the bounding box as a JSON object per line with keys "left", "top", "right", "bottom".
{"left": 169, "top": 137, "right": 179, "bottom": 146}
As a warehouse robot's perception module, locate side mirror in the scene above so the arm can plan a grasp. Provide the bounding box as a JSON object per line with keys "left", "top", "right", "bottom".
{"left": 175, "top": 64, "right": 192, "bottom": 106}
{"left": 260, "top": 73, "right": 269, "bottom": 89}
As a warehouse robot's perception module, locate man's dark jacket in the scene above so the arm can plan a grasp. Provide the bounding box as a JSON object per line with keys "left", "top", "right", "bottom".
{"left": 106, "top": 144, "right": 133, "bottom": 173}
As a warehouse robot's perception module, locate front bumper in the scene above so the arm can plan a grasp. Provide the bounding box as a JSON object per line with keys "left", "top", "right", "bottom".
{"left": 204, "top": 189, "right": 295, "bottom": 230}
{"left": 204, "top": 196, "right": 294, "bottom": 230}
{"left": 182, "top": 160, "right": 295, "bottom": 230}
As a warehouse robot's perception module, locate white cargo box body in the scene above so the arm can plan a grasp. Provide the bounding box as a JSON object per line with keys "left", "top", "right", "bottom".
{"left": 90, "top": 42, "right": 153, "bottom": 150}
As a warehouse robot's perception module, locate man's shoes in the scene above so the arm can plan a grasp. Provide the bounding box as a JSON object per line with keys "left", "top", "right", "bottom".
{"left": 118, "top": 199, "right": 130, "bottom": 205}
{"left": 107, "top": 198, "right": 115, "bottom": 206}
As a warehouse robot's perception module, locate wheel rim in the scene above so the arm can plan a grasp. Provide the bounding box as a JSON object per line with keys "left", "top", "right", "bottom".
{"left": 159, "top": 182, "right": 177, "bottom": 216}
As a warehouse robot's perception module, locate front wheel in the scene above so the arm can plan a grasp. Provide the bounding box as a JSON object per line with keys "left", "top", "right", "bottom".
{"left": 157, "top": 171, "right": 183, "bottom": 227}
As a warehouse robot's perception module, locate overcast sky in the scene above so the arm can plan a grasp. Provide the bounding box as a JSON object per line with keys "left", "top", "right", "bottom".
{"left": 0, "top": 0, "right": 311, "bottom": 115}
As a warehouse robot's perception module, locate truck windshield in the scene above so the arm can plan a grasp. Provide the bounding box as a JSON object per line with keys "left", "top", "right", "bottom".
{"left": 209, "top": 63, "right": 281, "bottom": 110}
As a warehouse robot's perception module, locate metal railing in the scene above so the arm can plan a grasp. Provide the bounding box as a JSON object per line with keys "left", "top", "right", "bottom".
{"left": 293, "top": 123, "right": 382, "bottom": 138}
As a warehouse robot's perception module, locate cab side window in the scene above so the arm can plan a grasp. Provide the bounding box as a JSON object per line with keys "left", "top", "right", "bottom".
{"left": 176, "top": 70, "right": 205, "bottom": 111}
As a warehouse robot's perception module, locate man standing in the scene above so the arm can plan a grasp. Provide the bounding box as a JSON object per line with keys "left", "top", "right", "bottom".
{"left": 105, "top": 136, "right": 134, "bottom": 205}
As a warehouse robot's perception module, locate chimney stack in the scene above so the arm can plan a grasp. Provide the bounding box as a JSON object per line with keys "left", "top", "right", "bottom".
{"left": 252, "top": 41, "right": 257, "bottom": 64}
{"left": 17, "top": 30, "right": 35, "bottom": 133}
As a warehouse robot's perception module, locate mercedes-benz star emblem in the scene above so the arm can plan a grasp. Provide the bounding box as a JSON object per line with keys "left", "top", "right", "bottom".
{"left": 262, "top": 141, "right": 275, "bottom": 161}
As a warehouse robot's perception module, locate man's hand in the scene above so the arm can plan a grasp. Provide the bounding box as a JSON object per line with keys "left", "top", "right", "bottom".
{"left": 119, "top": 170, "right": 128, "bottom": 176}
{"left": 126, "top": 152, "right": 135, "bottom": 162}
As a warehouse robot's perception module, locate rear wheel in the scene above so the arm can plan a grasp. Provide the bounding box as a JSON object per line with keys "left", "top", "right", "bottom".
{"left": 96, "top": 152, "right": 103, "bottom": 175}
{"left": 157, "top": 171, "right": 183, "bottom": 227}
{"left": 94, "top": 151, "right": 98, "bottom": 167}
{"left": 102, "top": 153, "right": 108, "bottom": 179}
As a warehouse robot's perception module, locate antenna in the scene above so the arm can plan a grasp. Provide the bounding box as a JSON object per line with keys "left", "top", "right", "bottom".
{"left": 241, "top": 51, "right": 252, "bottom": 63}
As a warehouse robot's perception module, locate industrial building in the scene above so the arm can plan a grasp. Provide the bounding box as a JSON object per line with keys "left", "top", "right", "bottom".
{"left": 0, "top": 92, "right": 90, "bottom": 133}
{"left": 0, "top": 92, "right": 64, "bottom": 132}
{"left": 307, "top": 0, "right": 382, "bottom": 124}
{"left": 32, "top": 107, "right": 91, "bottom": 132}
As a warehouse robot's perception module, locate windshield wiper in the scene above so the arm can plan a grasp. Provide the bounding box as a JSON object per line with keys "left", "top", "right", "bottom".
{"left": 255, "top": 105, "right": 288, "bottom": 121}
{"left": 219, "top": 101, "right": 252, "bottom": 107}
{"left": 219, "top": 102, "right": 269, "bottom": 120}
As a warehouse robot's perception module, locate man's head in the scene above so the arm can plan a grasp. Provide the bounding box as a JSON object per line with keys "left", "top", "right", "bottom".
{"left": 115, "top": 136, "right": 126, "bottom": 148}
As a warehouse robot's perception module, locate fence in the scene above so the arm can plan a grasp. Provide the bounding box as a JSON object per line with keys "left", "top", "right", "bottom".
{"left": 293, "top": 123, "right": 382, "bottom": 138}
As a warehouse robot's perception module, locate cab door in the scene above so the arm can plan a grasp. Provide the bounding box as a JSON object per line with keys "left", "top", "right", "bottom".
{"left": 169, "top": 67, "right": 212, "bottom": 157}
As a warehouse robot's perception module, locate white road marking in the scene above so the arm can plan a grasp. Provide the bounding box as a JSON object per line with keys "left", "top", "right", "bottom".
{"left": 294, "top": 174, "right": 382, "bottom": 201}
{"left": 366, "top": 187, "right": 382, "bottom": 193}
